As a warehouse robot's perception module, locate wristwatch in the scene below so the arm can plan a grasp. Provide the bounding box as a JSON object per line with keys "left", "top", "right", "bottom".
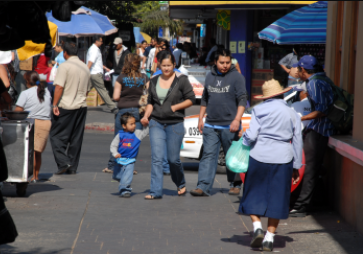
{"left": 52, "top": 105, "right": 58, "bottom": 108}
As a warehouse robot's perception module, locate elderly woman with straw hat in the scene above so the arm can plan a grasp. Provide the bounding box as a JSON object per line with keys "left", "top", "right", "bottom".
{"left": 239, "top": 79, "right": 302, "bottom": 252}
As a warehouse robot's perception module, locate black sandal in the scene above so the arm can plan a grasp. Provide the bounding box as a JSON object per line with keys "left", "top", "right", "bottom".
{"left": 177, "top": 187, "right": 187, "bottom": 196}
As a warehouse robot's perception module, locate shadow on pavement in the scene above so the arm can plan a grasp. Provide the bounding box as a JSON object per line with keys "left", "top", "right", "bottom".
{"left": 2, "top": 182, "right": 62, "bottom": 198}
{"left": 0, "top": 246, "right": 70, "bottom": 254}
{"left": 221, "top": 232, "right": 294, "bottom": 250}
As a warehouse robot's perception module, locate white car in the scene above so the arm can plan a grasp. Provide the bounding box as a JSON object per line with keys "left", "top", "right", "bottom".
{"left": 180, "top": 92, "right": 298, "bottom": 173}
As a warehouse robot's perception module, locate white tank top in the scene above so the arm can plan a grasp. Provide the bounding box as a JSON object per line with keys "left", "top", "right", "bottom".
{"left": 138, "top": 48, "right": 145, "bottom": 68}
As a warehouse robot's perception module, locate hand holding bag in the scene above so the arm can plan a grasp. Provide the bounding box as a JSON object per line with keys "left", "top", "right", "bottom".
{"left": 226, "top": 137, "right": 250, "bottom": 173}
{"left": 49, "top": 64, "right": 57, "bottom": 82}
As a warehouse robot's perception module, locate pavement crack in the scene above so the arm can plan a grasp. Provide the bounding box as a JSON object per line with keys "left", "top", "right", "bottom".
{"left": 70, "top": 190, "right": 92, "bottom": 254}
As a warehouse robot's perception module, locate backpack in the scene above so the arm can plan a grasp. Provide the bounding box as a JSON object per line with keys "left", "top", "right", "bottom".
{"left": 310, "top": 75, "right": 354, "bottom": 134}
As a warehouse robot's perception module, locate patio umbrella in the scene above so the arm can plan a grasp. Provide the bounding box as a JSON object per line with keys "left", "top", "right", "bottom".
{"left": 46, "top": 6, "right": 118, "bottom": 37}
{"left": 258, "top": 1, "right": 327, "bottom": 45}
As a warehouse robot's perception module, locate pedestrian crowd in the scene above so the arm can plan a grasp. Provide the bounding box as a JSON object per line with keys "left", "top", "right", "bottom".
{"left": 0, "top": 34, "right": 337, "bottom": 252}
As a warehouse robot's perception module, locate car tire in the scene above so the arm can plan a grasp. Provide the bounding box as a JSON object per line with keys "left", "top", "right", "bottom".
{"left": 217, "top": 147, "right": 226, "bottom": 174}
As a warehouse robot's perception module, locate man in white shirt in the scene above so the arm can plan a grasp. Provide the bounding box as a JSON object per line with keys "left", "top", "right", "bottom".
{"left": 291, "top": 82, "right": 311, "bottom": 130}
{"left": 87, "top": 35, "right": 117, "bottom": 112}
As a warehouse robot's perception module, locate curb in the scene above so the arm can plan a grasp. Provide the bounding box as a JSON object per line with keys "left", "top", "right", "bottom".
{"left": 85, "top": 122, "right": 114, "bottom": 133}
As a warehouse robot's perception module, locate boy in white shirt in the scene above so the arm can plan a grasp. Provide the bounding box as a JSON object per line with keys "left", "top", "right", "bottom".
{"left": 291, "top": 83, "right": 311, "bottom": 130}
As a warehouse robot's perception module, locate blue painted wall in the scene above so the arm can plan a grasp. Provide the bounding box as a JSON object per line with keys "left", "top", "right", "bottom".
{"left": 230, "top": 10, "right": 254, "bottom": 98}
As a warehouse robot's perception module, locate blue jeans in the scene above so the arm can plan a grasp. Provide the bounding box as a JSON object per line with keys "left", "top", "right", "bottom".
{"left": 197, "top": 127, "right": 242, "bottom": 195}
{"left": 149, "top": 119, "right": 185, "bottom": 198}
{"left": 112, "top": 74, "right": 119, "bottom": 87}
{"left": 109, "top": 108, "right": 142, "bottom": 174}
{"left": 116, "top": 163, "right": 135, "bottom": 195}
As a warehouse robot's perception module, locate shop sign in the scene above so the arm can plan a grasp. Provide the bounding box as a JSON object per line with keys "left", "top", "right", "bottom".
{"left": 230, "top": 41, "right": 237, "bottom": 54}
{"left": 238, "top": 41, "right": 245, "bottom": 54}
{"left": 159, "top": 27, "right": 163, "bottom": 37}
{"left": 119, "top": 31, "right": 130, "bottom": 42}
{"left": 216, "top": 10, "right": 230, "bottom": 31}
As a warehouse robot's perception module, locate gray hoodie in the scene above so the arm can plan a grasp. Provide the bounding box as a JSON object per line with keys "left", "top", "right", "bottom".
{"left": 201, "top": 65, "right": 248, "bottom": 125}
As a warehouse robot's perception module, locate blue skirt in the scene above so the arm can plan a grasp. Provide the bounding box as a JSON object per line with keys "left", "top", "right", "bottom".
{"left": 239, "top": 156, "right": 293, "bottom": 220}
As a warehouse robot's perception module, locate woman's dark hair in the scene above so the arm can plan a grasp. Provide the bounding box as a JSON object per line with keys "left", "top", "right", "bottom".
{"left": 120, "top": 112, "right": 135, "bottom": 127}
{"left": 157, "top": 50, "right": 175, "bottom": 65}
{"left": 23, "top": 71, "right": 46, "bottom": 103}
{"left": 141, "top": 40, "right": 147, "bottom": 44}
{"left": 63, "top": 42, "right": 78, "bottom": 56}
{"left": 214, "top": 48, "right": 231, "bottom": 61}
{"left": 56, "top": 43, "right": 63, "bottom": 48}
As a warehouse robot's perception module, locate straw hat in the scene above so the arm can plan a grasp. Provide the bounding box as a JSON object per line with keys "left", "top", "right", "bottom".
{"left": 254, "top": 79, "right": 292, "bottom": 100}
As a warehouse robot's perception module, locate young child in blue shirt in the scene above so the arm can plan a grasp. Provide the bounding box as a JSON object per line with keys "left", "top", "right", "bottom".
{"left": 110, "top": 112, "right": 149, "bottom": 198}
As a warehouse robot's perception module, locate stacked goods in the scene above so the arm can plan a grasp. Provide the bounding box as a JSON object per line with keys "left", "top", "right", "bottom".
{"left": 97, "top": 93, "right": 105, "bottom": 106}
{"left": 86, "top": 88, "right": 98, "bottom": 107}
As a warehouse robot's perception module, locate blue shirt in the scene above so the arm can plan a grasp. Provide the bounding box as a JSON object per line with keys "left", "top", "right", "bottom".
{"left": 55, "top": 51, "right": 65, "bottom": 68}
{"left": 243, "top": 99, "right": 303, "bottom": 169}
{"left": 305, "top": 73, "right": 335, "bottom": 137}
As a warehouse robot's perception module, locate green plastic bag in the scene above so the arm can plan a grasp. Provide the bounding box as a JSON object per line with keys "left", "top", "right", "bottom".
{"left": 225, "top": 137, "right": 250, "bottom": 173}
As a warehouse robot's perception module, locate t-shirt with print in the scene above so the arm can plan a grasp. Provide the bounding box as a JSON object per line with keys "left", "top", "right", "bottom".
{"left": 16, "top": 86, "right": 52, "bottom": 120}
{"left": 116, "top": 73, "right": 149, "bottom": 109}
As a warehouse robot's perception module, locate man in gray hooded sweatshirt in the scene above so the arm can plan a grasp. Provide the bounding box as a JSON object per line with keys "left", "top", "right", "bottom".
{"left": 191, "top": 48, "right": 248, "bottom": 196}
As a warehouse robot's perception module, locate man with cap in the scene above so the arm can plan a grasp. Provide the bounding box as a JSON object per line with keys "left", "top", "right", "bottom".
{"left": 289, "top": 55, "right": 334, "bottom": 217}
{"left": 87, "top": 35, "right": 117, "bottom": 112}
{"left": 106, "top": 37, "right": 130, "bottom": 87}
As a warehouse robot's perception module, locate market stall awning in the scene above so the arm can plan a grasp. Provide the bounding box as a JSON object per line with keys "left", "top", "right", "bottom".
{"left": 258, "top": 1, "right": 327, "bottom": 44}
{"left": 17, "top": 21, "right": 58, "bottom": 61}
{"left": 46, "top": 6, "right": 118, "bottom": 38}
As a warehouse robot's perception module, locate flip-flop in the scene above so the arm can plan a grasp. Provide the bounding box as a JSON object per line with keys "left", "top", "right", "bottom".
{"left": 133, "top": 170, "right": 138, "bottom": 175}
{"left": 102, "top": 168, "right": 113, "bottom": 173}
{"left": 177, "top": 187, "right": 187, "bottom": 196}
{"left": 144, "top": 195, "right": 161, "bottom": 200}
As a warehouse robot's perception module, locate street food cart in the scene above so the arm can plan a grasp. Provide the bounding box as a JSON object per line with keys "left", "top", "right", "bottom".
{"left": 1, "top": 119, "right": 34, "bottom": 196}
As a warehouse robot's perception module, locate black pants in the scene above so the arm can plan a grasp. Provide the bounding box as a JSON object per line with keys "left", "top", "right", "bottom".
{"left": 50, "top": 107, "right": 87, "bottom": 171}
{"left": 290, "top": 130, "right": 328, "bottom": 210}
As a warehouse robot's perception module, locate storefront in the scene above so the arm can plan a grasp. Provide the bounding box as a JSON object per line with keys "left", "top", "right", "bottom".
{"left": 170, "top": 1, "right": 316, "bottom": 103}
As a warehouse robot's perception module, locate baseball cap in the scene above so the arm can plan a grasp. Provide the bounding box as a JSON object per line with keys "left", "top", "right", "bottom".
{"left": 293, "top": 82, "right": 307, "bottom": 92}
{"left": 297, "top": 55, "right": 318, "bottom": 70}
{"left": 113, "top": 37, "right": 122, "bottom": 45}
{"left": 292, "top": 63, "right": 298, "bottom": 68}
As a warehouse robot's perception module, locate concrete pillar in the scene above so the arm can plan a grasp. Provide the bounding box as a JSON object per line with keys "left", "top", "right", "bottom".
{"left": 230, "top": 10, "right": 254, "bottom": 97}
{"left": 324, "top": 1, "right": 338, "bottom": 80}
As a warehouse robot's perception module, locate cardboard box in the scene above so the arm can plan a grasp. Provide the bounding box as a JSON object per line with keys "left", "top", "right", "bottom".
{"left": 97, "top": 93, "right": 105, "bottom": 106}
{"left": 19, "top": 58, "right": 33, "bottom": 71}
{"left": 86, "top": 88, "right": 98, "bottom": 107}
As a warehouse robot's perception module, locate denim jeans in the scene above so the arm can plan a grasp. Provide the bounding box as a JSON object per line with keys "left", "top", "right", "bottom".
{"left": 197, "top": 127, "right": 242, "bottom": 195}
{"left": 116, "top": 163, "right": 135, "bottom": 195}
{"left": 112, "top": 74, "right": 119, "bottom": 87}
{"left": 109, "top": 108, "right": 142, "bottom": 173}
{"left": 149, "top": 119, "right": 185, "bottom": 198}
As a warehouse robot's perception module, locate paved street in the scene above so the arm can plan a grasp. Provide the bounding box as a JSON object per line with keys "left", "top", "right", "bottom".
{"left": 1, "top": 108, "right": 363, "bottom": 253}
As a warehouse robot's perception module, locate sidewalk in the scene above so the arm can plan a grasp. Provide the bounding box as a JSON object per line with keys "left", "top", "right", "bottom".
{"left": 1, "top": 170, "right": 363, "bottom": 254}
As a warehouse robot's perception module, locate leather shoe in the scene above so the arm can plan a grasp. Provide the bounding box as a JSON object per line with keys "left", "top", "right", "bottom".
{"left": 66, "top": 169, "right": 77, "bottom": 175}
{"left": 262, "top": 241, "right": 273, "bottom": 252}
{"left": 55, "top": 164, "right": 72, "bottom": 175}
{"left": 163, "top": 172, "right": 171, "bottom": 176}
{"left": 190, "top": 188, "right": 208, "bottom": 196}
{"left": 250, "top": 228, "right": 264, "bottom": 248}
{"left": 228, "top": 187, "right": 241, "bottom": 195}
{"left": 289, "top": 207, "right": 307, "bottom": 217}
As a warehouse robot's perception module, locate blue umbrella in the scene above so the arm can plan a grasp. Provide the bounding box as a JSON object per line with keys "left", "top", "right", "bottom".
{"left": 46, "top": 6, "right": 118, "bottom": 37}
{"left": 258, "top": 1, "right": 327, "bottom": 45}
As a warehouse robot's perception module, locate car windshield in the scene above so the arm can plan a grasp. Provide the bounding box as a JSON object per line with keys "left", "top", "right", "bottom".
{"left": 245, "top": 91, "right": 299, "bottom": 114}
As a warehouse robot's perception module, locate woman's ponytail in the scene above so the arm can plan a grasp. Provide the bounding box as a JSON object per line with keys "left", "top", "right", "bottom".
{"left": 37, "top": 81, "right": 46, "bottom": 103}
